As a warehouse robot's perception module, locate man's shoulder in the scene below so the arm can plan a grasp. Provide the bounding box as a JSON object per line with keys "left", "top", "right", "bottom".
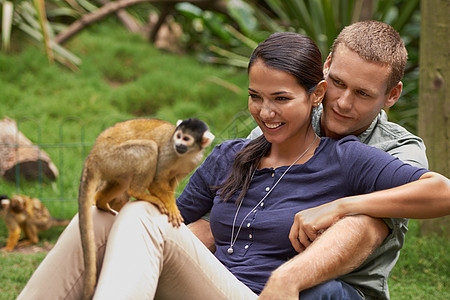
{"left": 363, "top": 111, "right": 428, "bottom": 168}
{"left": 365, "top": 110, "right": 424, "bottom": 147}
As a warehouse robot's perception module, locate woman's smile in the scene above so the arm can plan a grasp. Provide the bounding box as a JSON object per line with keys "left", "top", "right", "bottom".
{"left": 263, "top": 122, "right": 285, "bottom": 129}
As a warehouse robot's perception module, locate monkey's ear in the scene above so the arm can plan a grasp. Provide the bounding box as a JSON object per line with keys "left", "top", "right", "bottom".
{"left": 201, "top": 131, "right": 215, "bottom": 148}
{"left": 176, "top": 119, "right": 183, "bottom": 127}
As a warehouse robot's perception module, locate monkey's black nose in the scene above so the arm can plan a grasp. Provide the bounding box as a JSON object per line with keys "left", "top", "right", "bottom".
{"left": 176, "top": 144, "right": 188, "bottom": 154}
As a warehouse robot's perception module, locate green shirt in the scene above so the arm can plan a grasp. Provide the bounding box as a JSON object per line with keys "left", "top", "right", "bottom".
{"left": 247, "top": 106, "right": 428, "bottom": 299}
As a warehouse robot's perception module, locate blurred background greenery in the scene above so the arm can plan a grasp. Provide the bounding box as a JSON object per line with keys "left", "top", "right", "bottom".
{"left": 2, "top": 0, "right": 422, "bottom": 131}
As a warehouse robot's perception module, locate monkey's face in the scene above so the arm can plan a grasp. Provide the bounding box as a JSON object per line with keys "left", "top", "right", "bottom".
{"left": 10, "top": 195, "right": 26, "bottom": 213}
{"left": 0, "top": 199, "right": 9, "bottom": 218}
{"left": 173, "top": 129, "right": 197, "bottom": 155}
{"left": 1, "top": 198, "right": 10, "bottom": 211}
{"left": 0, "top": 195, "right": 9, "bottom": 211}
{"left": 173, "top": 119, "right": 215, "bottom": 156}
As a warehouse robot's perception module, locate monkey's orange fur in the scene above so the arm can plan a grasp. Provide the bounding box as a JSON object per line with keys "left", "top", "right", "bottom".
{"left": 78, "top": 118, "right": 213, "bottom": 300}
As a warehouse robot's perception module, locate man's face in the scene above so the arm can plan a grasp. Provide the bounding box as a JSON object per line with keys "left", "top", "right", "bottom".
{"left": 321, "top": 44, "right": 402, "bottom": 139}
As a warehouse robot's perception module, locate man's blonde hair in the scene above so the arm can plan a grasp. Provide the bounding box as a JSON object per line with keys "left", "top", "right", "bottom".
{"left": 330, "top": 20, "right": 407, "bottom": 93}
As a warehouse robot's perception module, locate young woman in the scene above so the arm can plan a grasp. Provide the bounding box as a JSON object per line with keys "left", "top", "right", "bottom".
{"left": 18, "top": 32, "right": 449, "bottom": 300}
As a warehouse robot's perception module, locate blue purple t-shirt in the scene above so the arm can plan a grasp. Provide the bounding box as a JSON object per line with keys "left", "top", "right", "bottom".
{"left": 176, "top": 136, "right": 427, "bottom": 295}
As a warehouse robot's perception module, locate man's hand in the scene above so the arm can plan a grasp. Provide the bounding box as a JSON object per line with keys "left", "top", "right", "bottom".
{"left": 187, "top": 218, "right": 216, "bottom": 252}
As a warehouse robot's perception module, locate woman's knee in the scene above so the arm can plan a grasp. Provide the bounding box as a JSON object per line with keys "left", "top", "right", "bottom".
{"left": 119, "top": 200, "right": 164, "bottom": 220}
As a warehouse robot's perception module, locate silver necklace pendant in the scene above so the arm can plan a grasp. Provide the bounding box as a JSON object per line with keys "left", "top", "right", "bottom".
{"left": 227, "top": 134, "right": 319, "bottom": 257}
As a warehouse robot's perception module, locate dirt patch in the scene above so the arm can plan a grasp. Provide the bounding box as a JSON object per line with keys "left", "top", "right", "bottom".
{"left": 11, "top": 242, "right": 54, "bottom": 254}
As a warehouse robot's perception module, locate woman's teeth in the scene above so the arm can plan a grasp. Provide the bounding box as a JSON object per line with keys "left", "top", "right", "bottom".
{"left": 264, "top": 122, "right": 283, "bottom": 129}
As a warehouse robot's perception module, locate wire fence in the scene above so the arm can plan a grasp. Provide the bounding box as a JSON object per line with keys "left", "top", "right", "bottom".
{"left": 0, "top": 113, "right": 256, "bottom": 218}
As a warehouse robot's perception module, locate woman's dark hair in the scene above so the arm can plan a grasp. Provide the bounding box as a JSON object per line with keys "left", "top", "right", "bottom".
{"left": 219, "top": 32, "right": 324, "bottom": 205}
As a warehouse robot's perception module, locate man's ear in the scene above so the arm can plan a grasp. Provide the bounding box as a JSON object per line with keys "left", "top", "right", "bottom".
{"left": 323, "top": 54, "right": 332, "bottom": 77}
{"left": 384, "top": 81, "right": 403, "bottom": 108}
{"left": 312, "top": 80, "right": 327, "bottom": 107}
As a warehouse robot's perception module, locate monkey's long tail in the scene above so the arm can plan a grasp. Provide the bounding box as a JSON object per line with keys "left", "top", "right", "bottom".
{"left": 50, "top": 218, "right": 71, "bottom": 227}
{"left": 78, "top": 164, "right": 97, "bottom": 300}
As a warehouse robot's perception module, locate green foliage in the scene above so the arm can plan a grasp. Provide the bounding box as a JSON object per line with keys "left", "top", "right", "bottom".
{"left": 388, "top": 221, "right": 450, "bottom": 299}
{"left": 185, "top": 1, "right": 417, "bottom": 64}
{"left": 1, "top": 0, "right": 84, "bottom": 67}
{"left": 0, "top": 250, "right": 47, "bottom": 299}
{"left": 385, "top": 11, "right": 421, "bottom": 134}
{"left": 0, "top": 22, "right": 250, "bottom": 215}
{"left": 175, "top": 2, "right": 239, "bottom": 55}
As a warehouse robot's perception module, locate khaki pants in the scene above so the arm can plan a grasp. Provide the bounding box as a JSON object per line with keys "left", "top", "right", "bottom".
{"left": 17, "top": 201, "right": 258, "bottom": 300}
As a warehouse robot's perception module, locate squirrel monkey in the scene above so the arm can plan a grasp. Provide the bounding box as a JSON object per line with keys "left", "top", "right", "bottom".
{"left": 78, "top": 118, "right": 214, "bottom": 300}
{"left": 0, "top": 194, "right": 70, "bottom": 251}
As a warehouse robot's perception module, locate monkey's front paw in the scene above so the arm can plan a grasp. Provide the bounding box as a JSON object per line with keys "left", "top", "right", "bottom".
{"left": 168, "top": 211, "right": 184, "bottom": 227}
{"left": 155, "top": 202, "right": 168, "bottom": 215}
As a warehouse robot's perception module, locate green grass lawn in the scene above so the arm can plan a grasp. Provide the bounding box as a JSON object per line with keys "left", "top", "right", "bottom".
{"left": 0, "top": 20, "right": 253, "bottom": 215}
{"left": 1, "top": 220, "right": 448, "bottom": 299}
{"left": 0, "top": 21, "right": 448, "bottom": 300}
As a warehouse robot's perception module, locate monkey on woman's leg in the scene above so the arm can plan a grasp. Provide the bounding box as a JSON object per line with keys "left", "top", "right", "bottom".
{"left": 78, "top": 118, "right": 214, "bottom": 300}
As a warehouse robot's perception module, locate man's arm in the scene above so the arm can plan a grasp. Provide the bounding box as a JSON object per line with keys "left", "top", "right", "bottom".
{"left": 286, "top": 172, "right": 450, "bottom": 243}
{"left": 260, "top": 171, "right": 450, "bottom": 299}
{"left": 258, "top": 215, "right": 388, "bottom": 299}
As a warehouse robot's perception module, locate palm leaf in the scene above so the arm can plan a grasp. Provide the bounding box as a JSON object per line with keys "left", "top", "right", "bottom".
{"left": 33, "top": 0, "right": 54, "bottom": 62}
{"left": 2, "top": 1, "right": 14, "bottom": 51}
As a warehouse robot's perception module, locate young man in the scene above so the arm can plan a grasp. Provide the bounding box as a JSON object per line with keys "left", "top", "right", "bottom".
{"left": 190, "top": 20, "right": 428, "bottom": 299}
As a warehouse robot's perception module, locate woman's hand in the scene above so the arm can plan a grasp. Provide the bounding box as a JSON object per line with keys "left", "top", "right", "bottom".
{"left": 289, "top": 200, "right": 345, "bottom": 252}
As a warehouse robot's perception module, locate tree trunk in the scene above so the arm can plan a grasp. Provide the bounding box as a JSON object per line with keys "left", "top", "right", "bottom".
{"left": 0, "top": 117, "right": 58, "bottom": 181}
{"left": 417, "top": 0, "right": 450, "bottom": 237}
{"left": 148, "top": 3, "right": 175, "bottom": 42}
{"left": 359, "top": 0, "right": 374, "bottom": 21}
